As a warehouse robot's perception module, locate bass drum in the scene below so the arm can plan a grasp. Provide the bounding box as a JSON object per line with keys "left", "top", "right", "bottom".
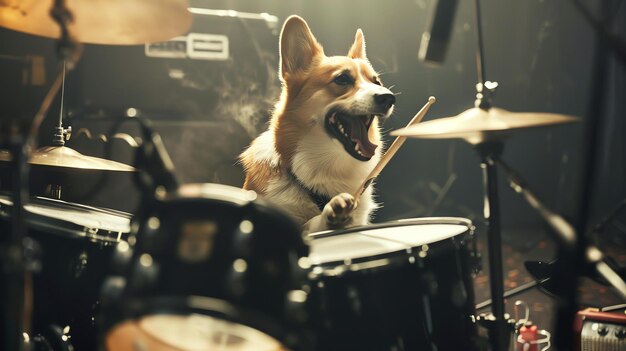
{"left": 308, "top": 217, "right": 480, "bottom": 351}
{"left": 100, "top": 183, "right": 312, "bottom": 351}
{"left": 0, "top": 195, "right": 131, "bottom": 351}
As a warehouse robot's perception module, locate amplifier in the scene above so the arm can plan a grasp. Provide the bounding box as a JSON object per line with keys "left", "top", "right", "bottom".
{"left": 69, "top": 8, "right": 280, "bottom": 128}
{"left": 61, "top": 8, "right": 284, "bottom": 206}
{"left": 575, "top": 308, "right": 626, "bottom": 351}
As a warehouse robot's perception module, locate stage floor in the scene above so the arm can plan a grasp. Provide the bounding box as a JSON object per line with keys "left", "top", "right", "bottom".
{"left": 473, "top": 224, "right": 626, "bottom": 343}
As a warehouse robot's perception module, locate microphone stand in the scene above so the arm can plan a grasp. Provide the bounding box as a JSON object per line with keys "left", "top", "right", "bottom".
{"left": 129, "top": 112, "right": 180, "bottom": 235}
{"left": 134, "top": 115, "right": 179, "bottom": 195}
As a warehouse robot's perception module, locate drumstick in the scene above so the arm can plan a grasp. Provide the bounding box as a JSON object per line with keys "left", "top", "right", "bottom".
{"left": 353, "top": 96, "right": 436, "bottom": 201}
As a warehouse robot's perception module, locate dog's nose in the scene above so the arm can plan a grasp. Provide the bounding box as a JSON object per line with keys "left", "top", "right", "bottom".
{"left": 374, "top": 93, "right": 396, "bottom": 110}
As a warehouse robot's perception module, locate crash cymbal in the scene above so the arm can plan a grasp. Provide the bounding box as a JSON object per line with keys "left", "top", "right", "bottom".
{"left": 0, "top": 0, "right": 191, "bottom": 45}
{"left": 391, "top": 107, "right": 580, "bottom": 144}
{"left": 0, "top": 146, "right": 135, "bottom": 172}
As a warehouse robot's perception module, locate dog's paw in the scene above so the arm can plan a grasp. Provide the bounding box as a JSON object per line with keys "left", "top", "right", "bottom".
{"left": 323, "top": 193, "right": 356, "bottom": 228}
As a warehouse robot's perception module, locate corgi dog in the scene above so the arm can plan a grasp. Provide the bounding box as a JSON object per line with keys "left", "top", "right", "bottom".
{"left": 240, "top": 15, "right": 395, "bottom": 233}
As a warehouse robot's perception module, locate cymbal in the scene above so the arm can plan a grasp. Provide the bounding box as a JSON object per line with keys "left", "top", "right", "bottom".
{"left": 391, "top": 107, "right": 580, "bottom": 144}
{"left": 0, "top": 146, "right": 135, "bottom": 172}
{"left": 0, "top": 0, "right": 192, "bottom": 45}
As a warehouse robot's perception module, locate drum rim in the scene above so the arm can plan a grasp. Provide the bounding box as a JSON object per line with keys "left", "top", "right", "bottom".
{"left": 307, "top": 217, "right": 474, "bottom": 275}
{"left": 170, "top": 183, "right": 257, "bottom": 206}
{"left": 0, "top": 194, "right": 131, "bottom": 243}
{"left": 308, "top": 216, "right": 472, "bottom": 239}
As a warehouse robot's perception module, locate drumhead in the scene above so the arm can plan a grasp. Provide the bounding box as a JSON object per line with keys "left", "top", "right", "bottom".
{"left": 309, "top": 217, "right": 471, "bottom": 265}
{"left": 107, "top": 314, "right": 282, "bottom": 351}
{"left": 102, "top": 296, "right": 295, "bottom": 351}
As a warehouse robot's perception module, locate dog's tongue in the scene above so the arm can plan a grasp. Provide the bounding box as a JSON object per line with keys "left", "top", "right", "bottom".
{"left": 350, "top": 118, "right": 377, "bottom": 157}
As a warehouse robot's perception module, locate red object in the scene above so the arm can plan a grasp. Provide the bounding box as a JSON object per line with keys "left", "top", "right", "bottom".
{"left": 518, "top": 324, "right": 539, "bottom": 351}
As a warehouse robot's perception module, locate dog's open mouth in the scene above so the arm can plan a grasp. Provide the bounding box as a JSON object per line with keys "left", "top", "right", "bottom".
{"left": 325, "top": 110, "right": 378, "bottom": 161}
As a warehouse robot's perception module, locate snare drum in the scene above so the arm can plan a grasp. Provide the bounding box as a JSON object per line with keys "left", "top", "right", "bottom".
{"left": 308, "top": 217, "right": 480, "bottom": 351}
{"left": 0, "top": 195, "right": 131, "bottom": 350}
{"left": 100, "top": 184, "right": 312, "bottom": 351}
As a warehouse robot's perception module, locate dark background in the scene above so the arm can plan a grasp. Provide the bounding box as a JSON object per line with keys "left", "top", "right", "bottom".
{"left": 2, "top": 0, "right": 623, "bottom": 226}
{"left": 1, "top": 0, "right": 625, "bottom": 339}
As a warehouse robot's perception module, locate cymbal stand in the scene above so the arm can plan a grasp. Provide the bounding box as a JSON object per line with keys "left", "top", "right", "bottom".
{"left": 2, "top": 0, "right": 82, "bottom": 349}
{"left": 26, "top": 0, "right": 82, "bottom": 152}
{"left": 468, "top": 0, "right": 511, "bottom": 349}
{"left": 51, "top": 61, "right": 72, "bottom": 148}
{"left": 2, "top": 137, "right": 30, "bottom": 351}
{"left": 46, "top": 60, "right": 72, "bottom": 200}
{"left": 473, "top": 139, "right": 511, "bottom": 351}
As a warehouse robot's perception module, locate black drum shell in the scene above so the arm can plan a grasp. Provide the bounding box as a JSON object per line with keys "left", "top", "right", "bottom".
{"left": 101, "top": 185, "right": 311, "bottom": 348}
{"left": 308, "top": 219, "right": 480, "bottom": 351}
{"left": 0, "top": 195, "right": 130, "bottom": 351}
{"left": 29, "top": 233, "right": 118, "bottom": 350}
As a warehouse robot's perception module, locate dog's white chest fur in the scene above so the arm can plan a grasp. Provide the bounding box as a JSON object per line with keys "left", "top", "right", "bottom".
{"left": 246, "top": 129, "right": 380, "bottom": 232}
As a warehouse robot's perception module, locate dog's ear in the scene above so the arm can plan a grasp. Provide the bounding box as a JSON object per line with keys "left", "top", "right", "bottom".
{"left": 279, "top": 16, "right": 323, "bottom": 80}
{"left": 348, "top": 29, "right": 367, "bottom": 60}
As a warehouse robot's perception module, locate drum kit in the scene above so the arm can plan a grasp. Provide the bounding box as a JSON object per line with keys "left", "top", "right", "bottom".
{"left": 1, "top": 1, "right": 624, "bottom": 351}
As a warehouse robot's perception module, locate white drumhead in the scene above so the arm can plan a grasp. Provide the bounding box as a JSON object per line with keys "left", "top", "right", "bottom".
{"left": 308, "top": 233, "right": 407, "bottom": 265}
{"left": 26, "top": 203, "right": 130, "bottom": 233}
{"left": 364, "top": 222, "right": 468, "bottom": 247}
{"left": 309, "top": 220, "right": 469, "bottom": 265}
{"left": 106, "top": 314, "right": 282, "bottom": 351}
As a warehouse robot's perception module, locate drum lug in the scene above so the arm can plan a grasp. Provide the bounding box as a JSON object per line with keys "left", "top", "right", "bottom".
{"left": 111, "top": 241, "right": 133, "bottom": 274}
{"left": 100, "top": 276, "right": 127, "bottom": 306}
{"left": 73, "top": 251, "right": 89, "bottom": 279}
{"left": 233, "top": 219, "right": 254, "bottom": 257}
{"left": 470, "top": 251, "right": 483, "bottom": 276}
{"left": 87, "top": 227, "right": 99, "bottom": 240}
{"left": 285, "top": 289, "right": 309, "bottom": 324}
{"left": 23, "top": 237, "right": 43, "bottom": 274}
{"left": 129, "top": 254, "right": 160, "bottom": 291}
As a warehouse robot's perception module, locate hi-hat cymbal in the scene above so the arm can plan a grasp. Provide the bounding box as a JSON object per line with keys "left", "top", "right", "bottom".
{"left": 0, "top": 0, "right": 191, "bottom": 45}
{"left": 0, "top": 146, "right": 135, "bottom": 172}
{"left": 391, "top": 107, "right": 580, "bottom": 144}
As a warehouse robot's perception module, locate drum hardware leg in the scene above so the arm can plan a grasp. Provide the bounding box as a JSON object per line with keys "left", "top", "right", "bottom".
{"left": 494, "top": 157, "right": 576, "bottom": 248}
{"left": 589, "top": 198, "right": 626, "bottom": 241}
{"left": 475, "top": 280, "right": 543, "bottom": 311}
{"left": 495, "top": 156, "right": 626, "bottom": 301}
{"left": 475, "top": 313, "right": 516, "bottom": 350}
{"left": 1, "top": 137, "right": 32, "bottom": 351}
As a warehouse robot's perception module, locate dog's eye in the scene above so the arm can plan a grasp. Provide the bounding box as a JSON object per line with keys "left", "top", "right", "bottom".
{"left": 373, "top": 77, "right": 382, "bottom": 86}
{"left": 333, "top": 73, "right": 353, "bottom": 86}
